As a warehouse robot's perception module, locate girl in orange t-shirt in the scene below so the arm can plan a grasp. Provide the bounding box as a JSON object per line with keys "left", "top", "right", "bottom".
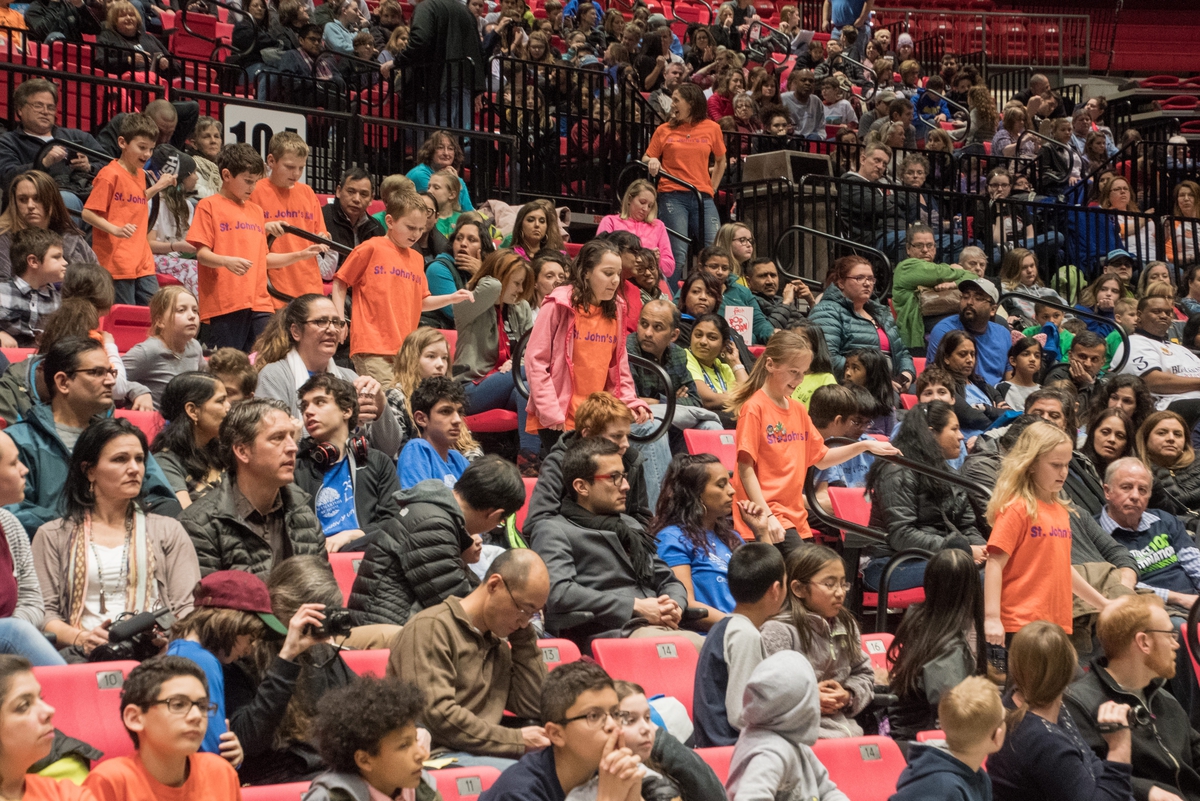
{"left": 729, "top": 330, "right": 898, "bottom": 543}
{"left": 984, "top": 422, "right": 1113, "bottom": 647}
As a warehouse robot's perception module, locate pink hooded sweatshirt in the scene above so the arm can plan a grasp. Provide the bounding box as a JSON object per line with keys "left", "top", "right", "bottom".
{"left": 595, "top": 214, "right": 677, "bottom": 277}
{"left": 524, "top": 284, "right": 650, "bottom": 429}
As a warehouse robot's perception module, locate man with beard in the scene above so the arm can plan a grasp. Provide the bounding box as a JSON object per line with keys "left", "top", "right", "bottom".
{"left": 925, "top": 277, "right": 1011, "bottom": 385}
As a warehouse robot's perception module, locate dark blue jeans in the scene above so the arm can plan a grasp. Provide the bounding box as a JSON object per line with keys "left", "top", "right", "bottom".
{"left": 463, "top": 370, "right": 539, "bottom": 451}
{"left": 862, "top": 555, "right": 927, "bottom": 593}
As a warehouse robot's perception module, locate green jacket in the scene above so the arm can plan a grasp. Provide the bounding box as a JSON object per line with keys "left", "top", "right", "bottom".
{"left": 718, "top": 274, "right": 775, "bottom": 345}
{"left": 890, "top": 258, "right": 977, "bottom": 349}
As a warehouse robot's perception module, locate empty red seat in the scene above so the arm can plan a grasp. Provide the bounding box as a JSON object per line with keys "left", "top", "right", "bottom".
{"left": 811, "top": 736, "right": 906, "bottom": 801}
{"left": 861, "top": 631, "right": 894, "bottom": 673}
{"left": 537, "top": 637, "right": 582, "bottom": 670}
{"left": 341, "top": 648, "right": 390, "bottom": 677}
{"left": 1162, "top": 95, "right": 1199, "bottom": 110}
{"left": 329, "top": 551, "right": 364, "bottom": 602}
{"left": 433, "top": 766, "right": 501, "bottom": 800}
{"left": 682, "top": 429, "right": 736, "bottom": 472}
{"left": 911, "top": 356, "right": 926, "bottom": 376}
{"left": 900, "top": 394, "right": 918, "bottom": 410}
{"left": 1141, "top": 75, "right": 1182, "bottom": 88}
{"left": 34, "top": 661, "right": 140, "bottom": 762}
{"left": 241, "top": 782, "right": 311, "bottom": 801}
{"left": 695, "top": 746, "right": 735, "bottom": 784}
{"left": 114, "top": 409, "right": 165, "bottom": 441}
{"left": 0, "top": 347, "right": 34, "bottom": 364}
{"left": 590, "top": 636, "right": 699, "bottom": 718}
{"left": 102, "top": 304, "right": 152, "bottom": 352}
{"left": 916, "top": 729, "right": 947, "bottom": 742}
{"left": 514, "top": 476, "right": 538, "bottom": 533}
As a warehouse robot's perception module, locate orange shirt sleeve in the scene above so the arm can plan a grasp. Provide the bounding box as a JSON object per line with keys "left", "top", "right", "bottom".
{"left": 735, "top": 395, "right": 763, "bottom": 467}
{"left": 186, "top": 197, "right": 218, "bottom": 252}
{"left": 83, "top": 165, "right": 115, "bottom": 216}
{"left": 334, "top": 240, "right": 370, "bottom": 288}
{"left": 645, "top": 124, "right": 667, "bottom": 161}
{"left": 987, "top": 502, "right": 1027, "bottom": 556}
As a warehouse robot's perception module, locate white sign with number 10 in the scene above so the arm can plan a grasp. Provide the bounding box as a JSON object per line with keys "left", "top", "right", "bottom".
{"left": 223, "top": 105, "right": 308, "bottom": 181}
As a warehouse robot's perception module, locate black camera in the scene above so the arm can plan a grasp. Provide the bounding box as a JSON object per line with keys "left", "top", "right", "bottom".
{"left": 89, "top": 608, "right": 176, "bottom": 663}
{"left": 1096, "top": 704, "right": 1153, "bottom": 733}
{"left": 305, "top": 607, "right": 355, "bottom": 639}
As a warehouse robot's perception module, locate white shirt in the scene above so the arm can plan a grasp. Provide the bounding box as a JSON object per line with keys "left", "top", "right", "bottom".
{"left": 1115, "top": 332, "right": 1200, "bottom": 409}
{"left": 81, "top": 543, "right": 128, "bottom": 630}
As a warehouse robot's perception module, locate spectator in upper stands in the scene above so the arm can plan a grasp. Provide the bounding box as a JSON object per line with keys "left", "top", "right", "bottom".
{"left": 998, "top": 248, "right": 1062, "bottom": 325}
{"left": 1075, "top": 272, "right": 1123, "bottom": 338}
{"left": 179, "top": 398, "right": 325, "bottom": 579}
{"left": 397, "top": 376, "right": 470, "bottom": 489}
{"left": 867, "top": 96, "right": 916, "bottom": 150}
{"left": 890, "top": 223, "right": 977, "bottom": 350}
{"left": 839, "top": 143, "right": 900, "bottom": 247}
{"left": 271, "top": 0, "right": 310, "bottom": 51}
{"left": 1135, "top": 411, "right": 1200, "bottom": 528}
{"left": 1115, "top": 295, "right": 1200, "bottom": 416}
{"left": 393, "top": 0, "right": 485, "bottom": 129}
{"left": 229, "top": 0, "right": 277, "bottom": 78}
{"left": 992, "top": 106, "right": 1035, "bottom": 158}
{"left": 926, "top": 277, "right": 1010, "bottom": 385}
{"left": 1041, "top": 330, "right": 1107, "bottom": 412}
{"left": 0, "top": 80, "right": 106, "bottom": 215}
{"left": 0, "top": 228, "right": 65, "bottom": 349}
{"left": 780, "top": 69, "right": 824, "bottom": 140}
{"left": 152, "top": 372, "right": 229, "bottom": 509}
{"left": 24, "top": 0, "right": 100, "bottom": 42}
{"left": 322, "top": 0, "right": 364, "bottom": 55}
{"left": 1083, "top": 95, "right": 1118, "bottom": 157}
{"left": 120, "top": 286, "right": 203, "bottom": 410}
{"left": 1084, "top": 130, "right": 1110, "bottom": 174}
{"left": 744, "top": 257, "right": 812, "bottom": 331}
{"left": 646, "top": 61, "right": 685, "bottom": 122}
{"left": 405, "top": 131, "right": 475, "bottom": 211}
{"left": 95, "top": 1, "right": 170, "bottom": 75}
{"left": 503, "top": 199, "right": 562, "bottom": 263}
{"left": 207, "top": 347, "right": 256, "bottom": 404}
{"left": 1038, "top": 117, "right": 1084, "bottom": 196}
{"left": 1166, "top": 181, "right": 1200, "bottom": 268}
{"left": 32, "top": 417, "right": 199, "bottom": 661}
{"left": 1065, "top": 594, "right": 1200, "bottom": 801}
{"left": 0, "top": 172, "right": 94, "bottom": 282}
{"left": 272, "top": 24, "right": 348, "bottom": 104}
{"left": 254, "top": 294, "right": 402, "bottom": 458}
{"left": 862, "top": 400, "right": 983, "bottom": 592}
{"left": 819, "top": 75, "right": 857, "bottom": 128}
{"left": 1079, "top": 407, "right": 1135, "bottom": 480}
{"left": 390, "top": 548, "right": 549, "bottom": 769}
{"left": 809, "top": 254, "right": 914, "bottom": 383}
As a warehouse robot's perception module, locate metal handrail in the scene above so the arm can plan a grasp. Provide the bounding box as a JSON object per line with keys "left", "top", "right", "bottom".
{"left": 920, "top": 86, "right": 971, "bottom": 143}
{"left": 876, "top": 548, "right": 934, "bottom": 632}
{"left": 839, "top": 54, "right": 878, "bottom": 102}
{"left": 1000, "top": 290, "right": 1130, "bottom": 374}
{"left": 630, "top": 160, "right": 709, "bottom": 250}
{"left": 277, "top": 224, "right": 352, "bottom": 255}
{"left": 770, "top": 223, "right": 890, "bottom": 294}
{"left": 179, "top": 2, "right": 237, "bottom": 59}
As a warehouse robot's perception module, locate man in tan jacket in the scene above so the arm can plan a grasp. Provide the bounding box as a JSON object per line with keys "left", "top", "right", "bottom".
{"left": 390, "top": 549, "right": 550, "bottom": 770}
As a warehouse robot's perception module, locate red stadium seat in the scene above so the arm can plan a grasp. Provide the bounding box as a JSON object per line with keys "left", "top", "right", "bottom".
{"left": 102, "top": 304, "right": 152, "bottom": 352}
{"left": 861, "top": 631, "right": 894, "bottom": 673}
{"left": 439, "top": 329, "right": 458, "bottom": 355}
{"left": 155, "top": 273, "right": 183, "bottom": 287}
{"left": 916, "top": 729, "right": 946, "bottom": 742}
{"left": 900, "top": 394, "right": 918, "bottom": 410}
{"left": 515, "top": 476, "right": 538, "bottom": 533}
{"left": 695, "top": 746, "right": 735, "bottom": 784}
{"left": 341, "top": 648, "right": 390, "bottom": 677}
{"left": 590, "top": 636, "right": 699, "bottom": 718}
{"left": 34, "top": 661, "right": 140, "bottom": 762}
{"left": 911, "top": 357, "right": 925, "bottom": 376}
{"left": 827, "top": 488, "right": 925, "bottom": 611}
{"left": 563, "top": 243, "right": 582, "bottom": 259}
{"left": 1161, "top": 95, "right": 1199, "bottom": 110}
{"left": 1140, "top": 75, "right": 1181, "bottom": 88}
{"left": 329, "top": 551, "right": 363, "bottom": 603}
{"left": 0, "top": 348, "right": 34, "bottom": 364}
{"left": 748, "top": 345, "right": 765, "bottom": 357}
{"left": 465, "top": 410, "right": 518, "bottom": 433}
{"left": 241, "top": 783, "right": 311, "bottom": 801}
{"left": 433, "top": 766, "right": 501, "bottom": 800}
{"left": 114, "top": 409, "right": 165, "bottom": 441}
{"left": 537, "top": 638, "right": 582, "bottom": 670}
{"left": 811, "top": 736, "right": 906, "bottom": 801}
{"left": 683, "top": 429, "right": 736, "bottom": 472}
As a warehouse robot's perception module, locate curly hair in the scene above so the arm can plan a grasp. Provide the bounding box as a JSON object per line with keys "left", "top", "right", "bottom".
{"left": 315, "top": 676, "right": 426, "bottom": 772}
{"left": 650, "top": 453, "right": 742, "bottom": 556}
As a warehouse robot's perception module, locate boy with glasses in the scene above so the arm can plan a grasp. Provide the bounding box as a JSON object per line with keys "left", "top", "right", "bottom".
{"left": 85, "top": 656, "right": 240, "bottom": 801}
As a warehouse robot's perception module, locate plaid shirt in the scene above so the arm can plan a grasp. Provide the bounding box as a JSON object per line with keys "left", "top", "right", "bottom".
{"left": 625, "top": 333, "right": 702, "bottom": 408}
{"left": 0, "top": 277, "right": 60, "bottom": 348}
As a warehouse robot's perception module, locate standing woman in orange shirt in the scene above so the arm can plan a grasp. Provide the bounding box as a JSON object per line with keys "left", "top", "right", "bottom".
{"left": 642, "top": 81, "right": 727, "bottom": 292}
{"left": 728, "top": 330, "right": 898, "bottom": 549}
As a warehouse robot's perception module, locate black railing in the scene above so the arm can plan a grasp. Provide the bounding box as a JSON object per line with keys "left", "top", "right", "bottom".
{"left": 622, "top": 161, "right": 706, "bottom": 272}
{"left": 771, "top": 223, "right": 891, "bottom": 294}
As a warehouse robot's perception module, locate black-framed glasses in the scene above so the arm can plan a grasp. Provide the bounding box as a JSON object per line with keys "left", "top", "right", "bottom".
{"left": 1142, "top": 628, "right": 1179, "bottom": 641}
{"left": 70, "top": 367, "right": 119, "bottom": 379}
{"left": 559, "top": 707, "right": 621, "bottom": 728}
{"left": 148, "top": 696, "right": 218, "bottom": 716}
{"left": 304, "top": 317, "right": 347, "bottom": 330}
{"left": 499, "top": 576, "right": 540, "bottom": 619}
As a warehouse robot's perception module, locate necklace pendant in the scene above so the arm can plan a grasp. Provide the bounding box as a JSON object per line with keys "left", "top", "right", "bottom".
{"left": 99, "top": 591, "right": 107, "bottom": 615}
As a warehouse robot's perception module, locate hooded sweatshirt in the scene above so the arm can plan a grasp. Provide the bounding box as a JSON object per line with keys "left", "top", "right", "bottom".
{"left": 725, "top": 651, "right": 851, "bottom": 801}
{"left": 890, "top": 743, "right": 992, "bottom": 801}
{"left": 302, "top": 769, "right": 439, "bottom": 801}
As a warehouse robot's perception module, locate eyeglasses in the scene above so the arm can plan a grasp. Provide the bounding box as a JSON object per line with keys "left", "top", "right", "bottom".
{"left": 304, "top": 317, "right": 347, "bottom": 330}
{"left": 23, "top": 102, "right": 56, "bottom": 113}
{"left": 844, "top": 274, "right": 876, "bottom": 284}
{"left": 70, "top": 367, "right": 119, "bottom": 379}
{"left": 910, "top": 241, "right": 937, "bottom": 251}
{"left": 148, "top": 696, "right": 218, "bottom": 716}
{"left": 499, "top": 576, "right": 540, "bottom": 619}
{"left": 560, "top": 707, "right": 622, "bottom": 728}
{"left": 733, "top": 236, "right": 755, "bottom": 246}
{"left": 808, "top": 578, "right": 851, "bottom": 592}
{"left": 1142, "top": 628, "right": 1179, "bottom": 641}
{"left": 592, "top": 471, "right": 627, "bottom": 485}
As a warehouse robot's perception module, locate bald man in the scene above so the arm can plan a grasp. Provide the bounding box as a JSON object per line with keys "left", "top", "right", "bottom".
{"left": 96, "top": 99, "right": 200, "bottom": 158}
{"left": 391, "top": 549, "right": 551, "bottom": 770}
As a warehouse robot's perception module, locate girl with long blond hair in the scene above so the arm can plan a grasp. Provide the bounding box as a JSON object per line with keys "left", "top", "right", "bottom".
{"left": 123, "top": 286, "right": 204, "bottom": 408}
{"left": 984, "top": 422, "right": 1111, "bottom": 648}
{"left": 596, "top": 179, "right": 676, "bottom": 280}
{"left": 386, "top": 328, "right": 480, "bottom": 458}
{"left": 729, "top": 330, "right": 898, "bottom": 543}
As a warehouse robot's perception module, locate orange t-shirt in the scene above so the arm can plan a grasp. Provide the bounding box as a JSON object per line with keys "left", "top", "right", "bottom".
{"left": 643, "top": 120, "right": 726, "bottom": 196}
{"left": 23, "top": 775, "right": 96, "bottom": 801}
{"left": 250, "top": 178, "right": 327, "bottom": 305}
{"left": 84, "top": 160, "right": 155, "bottom": 280}
{"left": 186, "top": 194, "right": 273, "bottom": 322}
{"left": 84, "top": 753, "right": 240, "bottom": 801}
{"left": 988, "top": 499, "right": 1074, "bottom": 634}
{"left": 565, "top": 305, "right": 619, "bottom": 429}
{"left": 334, "top": 235, "right": 429, "bottom": 357}
{"left": 732, "top": 389, "right": 828, "bottom": 539}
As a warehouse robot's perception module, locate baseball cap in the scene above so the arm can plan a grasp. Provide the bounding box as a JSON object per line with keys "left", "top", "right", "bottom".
{"left": 148, "top": 144, "right": 196, "bottom": 183}
{"left": 1106, "top": 248, "right": 1135, "bottom": 264}
{"left": 647, "top": 12, "right": 666, "bottom": 27}
{"left": 959, "top": 277, "right": 998, "bottom": 303}
{"left": 193, "top": 571, "right": 288, "bottom": 636}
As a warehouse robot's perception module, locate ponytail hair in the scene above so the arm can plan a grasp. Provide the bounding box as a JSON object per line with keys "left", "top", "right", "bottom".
{"left": 725, "top": 329, "right": 812, "bottom": 416}
{"left": 1006, "top": 620, "right": 1076, "bottom": 730}
{"left": 252, "top": 293, "right": 328, "bottom": 367}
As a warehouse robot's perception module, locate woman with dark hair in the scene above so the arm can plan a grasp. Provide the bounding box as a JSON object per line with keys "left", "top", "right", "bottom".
{"left": 1088, "top": 372, "right": 1153, "bottom": 433}
{"left": 0, "top": 171, "right": 96, "bottom": 280}
{"left": 863, "top": 400, "right": 985, "bottom": 592}
{"left": 152, "top": 372, "right": 229, "bottom": 509}
{"left": 675, "top": 271, "right": 723, "bottom": 345}
{"left": 501, "top": 199, "right": 564, "bottom": 262}
{"left": 230, "top": 0, "right": 278, "bottom": 74}
{"left": 652, "top": 453, "right": 768, "bottom": 627}
{"left": 1137, "top": 410, "right": 1200, "bottom": 521}
{"left": 932, "top": 329, "right": 1006, "bottom": 436}
{"left": 253, "top": 294, "right": 402, "bottom": 457}
{"left": 1079, "top": 407, "right": 1133, "bottom": 478}
{"left": 642, "top": 80, "right": 727, "bottom": 277}
{"left": 1179, "top": 261, "right": 1200, "bottom": 318}
{"left": 886, "top": 547, "right": 987, "bottom": 741}
{"left": 31, "top": 418, "right": 200, "bottom": 661}
{"left": 404, "top": 130, "right": 474, "bottom": 211}
{"left": 422, "top": 216, "right": 497, "bottom": 328}
{"left": 686, "top": 312, "right": 743, "bottom": 417}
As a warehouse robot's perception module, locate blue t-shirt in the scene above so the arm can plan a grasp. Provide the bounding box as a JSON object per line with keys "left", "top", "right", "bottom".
{"left": 315, "top": 457, "right": 360, "bottom": 535}
{"left": 830, "top": 0, "right": 866, "bottom": 26}
{"left": 398, "top": 438, "right": 469, "bottom": 489}
{"left": 166, "top": 639, "right": 226, "bottom": 755}
{"left": 926, "top": 315, "right": 1013, "bottom": 386}
{"left": 655, "top": 525, "right": 743, "bottom": 614}
{"left": 817, "top": 433, "right": 874, "bottom": 488}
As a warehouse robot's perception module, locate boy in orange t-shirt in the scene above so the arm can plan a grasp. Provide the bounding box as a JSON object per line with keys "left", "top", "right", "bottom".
{"left": 249, "top": 130, "right": 334, "bottom": 307}
{"left": 84, "top": 656, "right": 241, "bottom": 801}
{"left": 82, "top": 112, "right": 176, "bottom": 306}
{"left": 332, "top": 188, "right": 472, "bottom": 383}
{"left": 187, "top": 143, "right": 326, "bottom": 351}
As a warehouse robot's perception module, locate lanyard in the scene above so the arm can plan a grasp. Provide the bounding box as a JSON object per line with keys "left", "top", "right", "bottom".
{"left": 699, "top": 361, "right": 727, "bottom": 393}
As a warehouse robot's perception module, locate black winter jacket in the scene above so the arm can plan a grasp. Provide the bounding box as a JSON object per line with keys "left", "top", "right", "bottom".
{"left": 395, "top": 0, "right": 485, "bottom": 100}
{"left": 750, "top": 289, "right": 806, "bottom": 332}
{"left": 322, "top": 202, "right": 385, "bottom": 268}
{"left": 179, "top": 475, "right": 326, "bottom": 579}
{"left": 1149, "top": 459, "right": 1200, "bottom": 521}
{"left": 346, "top": 480, "right": 480, "bottom": 626}
{"left": 0, "top": 126, "right": 105, "bottom": 202}
{"left": 644, "top": 726, "right": 728, "bottom": 801}
{"left": 293, "top": 446, "right": 402, "bottom": 552}
{"left": 1064, "top": 657, "right": 1200, "bottom": 801}
{"left": 1066, "top": 452, "right": 1108, "bottom": 518}
{"left": 866, "top": 460, "right": 985, "bottom": 559}
{"left": 24, "top": 0, "right": 101, "bottom": 42}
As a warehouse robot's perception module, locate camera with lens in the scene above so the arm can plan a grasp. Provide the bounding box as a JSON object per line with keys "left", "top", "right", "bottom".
{"left": 1096, "top": 704, "right": 1152, "bottom": 733}
{"left": 89, "top": 608, "right": 176, "bottom": 662}
{"left": 304, "top": 607, "right": 355, "bottom": 639}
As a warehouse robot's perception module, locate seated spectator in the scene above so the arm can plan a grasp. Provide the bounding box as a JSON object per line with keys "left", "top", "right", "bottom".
{"left": 0, "top": 170, "right": 96, "bottom": 281}
{"left": 842, "top": 348, "right": 898, "bottom": 434}
{"left": 266, "top": 24, "right": 348, "bottom": 105}
{"left": 0, "top": 80, "right": 105, "bottom": 214}
{"left": 675, "top": 271, "right": 722, "bottom": 345}
{"left": 961, "top": 414, "right": 1044, "bottom": 528}
{"left": 1116, "top": 295, "right": 1200, "bottom": 420}
{"left": 1167, "top": 183, "right": 1200, "bottom": 270}
{"left": 1075, "top": 272, "right": 1124, "bottom": 338}
{"left": 405, "top": 131, "right": 475, "bottom": 211}
{"left": 646, "top": 61, "right": 686, "bottom": 122}
{"left": 808, "top": 384, "right": 873, "bottom": 515}
{"left": 987, "top": 621, "right": 1135, "bottom": 801}
{"left": 95, "top": 1, "right": 170, "bottom": 76}
{"left": 811, "top": 256, "right": 913, "bottom": 383}
{"left": 864, "top": 400, "right": 984, "bottom": 591}
{"left": 479, "top": 660, "right": 644, "bottom": 801}
{"left": 229, "top": 0, "right": 277, "bottom": 76}
{"left": 84, "top": 656, "right": 240, "bottom": 801}
{"left": 255, "top": 294, "right": 402, "bottom": 458}
{"left": 533, "top": 437, "right": 696, "bottom": 648}
{"left": 294, "top": 374, "right": 402, "bottom": 554}
{"left": 686, "top": 312, "right": 744, "bottom": 421}
{"left": 819, "top": 75, "right": 857, "bottom": 127}
{"left": 694, "top": 245, "right": 773, "bottom": 345}
{"left": 926, "top": 278, "right": 1011, "bottom": 385}
{"left": 839, "top": 145, "right": 900, "bottom": 253}
{"left": 997, "top": 336, "right": 1042, "bottom": 411}
{"left": 692, "top": 542, "right": 785, "bottom": 748}
{"left": 597, "top": 179, "right": 675, "bottom": 281}
{"left": 1043, "top": 330, "right": 1107, "bottom": 411}
{"left": 781, "top": 69, "right": 825, "bottom": 139}
{"left": 1079, "top": 407, "right": 1135, "bottom": 480}
{"left": 397, "top": 376, "right": 469, "bottom": 489}
{"left": 867, "top": 96, "right": 917, "bottom": 150}
{"left": 998, "top": 248, "right": 1062, "bottom": 325}
{"left": 146, "top": 146, "right": 200, "bottom": 296}
{"left": 0, "top": 228, "right": 65, "bottom": 348}
{"left": 122, "top": 287, "right": 204, "bottom": 409}
{"left": 762, "top": 543, "right": 875, "bottom": 738}
{"left": 167, "top": 570, "right": 279, "bottom": 762}
{"left": 725, "top": 651, "right": 848, "bottom": 801}
{"left": 886, "top": 548, "right": 987, "bottom": 741}
{"left": 179, "top": 398, "right": 325, "bottom": 579}
{"left": 33, "top": 417, "right": 199, "bottom": 661}
{"left": 308, "top": 675, "right": 439, "bottom": 801}
{"left": 349, "top": 453, "right": 521, "bottom": 626}
{"left": 1065, "top": 594, "right": 1200, "bottom": 801}
{"left": 744, "top": 257, "right": 812, "bottom": 330}
{"left": 322, "top": 168, "right": 384, "bottom": 265}
{"left": 7, "top": 337, "right": 179, "bottom": 532}
{"left": 790, "top": 322, "right": 840, "bottom": 407}
{"left": 627, "top": 299, "right": 706, "bottom": 409}
{"left": 206, "top": 348, "right": 255, "bottom": 404}
{"left": 391, "top": 549, "right": 548, "bottom": 769}
{"left": 891, "top": 224, "right": 977, "bottom": 350}
{"left": 421, "top": 217, "right": 494, "bottom": 328}
{"left": 322, "top": 0, "right": 364, "bottom": 55}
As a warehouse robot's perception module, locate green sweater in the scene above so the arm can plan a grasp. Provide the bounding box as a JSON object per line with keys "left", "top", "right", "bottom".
{"left": 891, "top": 258, "right": 977, "bottom": 349}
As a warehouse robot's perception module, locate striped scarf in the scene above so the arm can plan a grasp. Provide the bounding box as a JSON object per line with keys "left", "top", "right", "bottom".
{"left": 65, "top": 509, "right": 159, "bottom": 628}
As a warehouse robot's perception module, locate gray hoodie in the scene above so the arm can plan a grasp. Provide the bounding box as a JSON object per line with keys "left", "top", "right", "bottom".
{"left": 302, "top": 770, "right": 439, "bottom": 801}
{"left": 725, "top": 652, "right": 851, "bottom": 801}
